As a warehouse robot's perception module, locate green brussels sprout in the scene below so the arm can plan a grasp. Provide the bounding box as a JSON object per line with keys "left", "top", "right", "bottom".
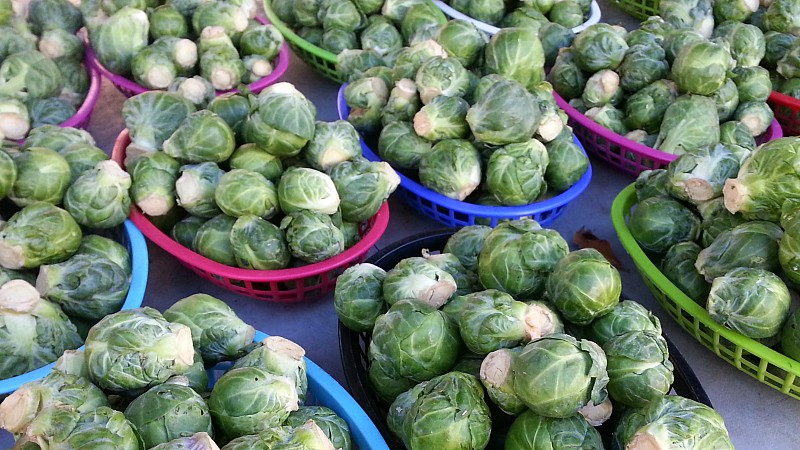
{"left": 286, "top": 406, "right": 351, "bottom": 450}
{"left": 219, "top": 428, "right": 295, "bottom": 450}
{"left": 467, "top": 79, "right": 540, "bottom": 145}
{"left": 8, "top": 147, "right": 71, "bottom": 207}
{"left": 242, "top": 55, "right": 273, "bottom": 84}
{"left": 581, "top": 69, "right": 623, "bottom": 108}
{"left": 387, "top": 381, "right": 428, "bottom": 441}
{"left": 304, "top": 120, "right": 360, "bottom": 171}
{"left": 418, "top": 139, "right": 482, "bottom": 201}
{"left": 334, "top": 263, "right": 387, "bottom": 332}
{"left": 167, "top": 77, "right": 216, "bottom": 110}
{"left": 422, "top": 251, "right": 476, "bottom": 296}
{"left": 637, "top": 15, "right": 676, "bottom": 39}
{"left": 391, "top": 40, "right": 448, "bottom": 82}
{"left": 382, "top": 79, "right": 421, "bottom": 126}
{"left": 707, "top": 267, "right": 791, "bottom": 338}
{"left": 0, "top": 95, "right": 29, "bottom": 140}
{"left": 336, "top": 50, "right": 387, "bottom": 84}
{"left": 278, "top": 210, "right": 344, "bottom": 263}
{"left": 74, "top": 235, "right": 131, "bottom": 276}
{"left": 762, "top": 31, "right": 795, "bottom": 70}
{"left": 193, "top": 213, "right": 237, "bottom": 266}
{"left": 484, "top": 27, "right": 545, "bottom": 91}
{"left": 0, "top": 27, "right": 36, "bottom": 65}
{"left": 24, "top": 405, "right": 142, "bottom": 450}
{"left": 0, "top": 148, "right": 15, "bottom": 197}
{"left": 696, "top": 197, "right": 747, "bottom": 248}
{"left": 546, "top": 248, "right": 622, "bottom": 325}
{"left": 572, "top": 24, "right": 629, "bottom": 72}
{"left": 587, "top": 299, "right": 662, "bottom": 347}
{"left": 209, "top": 366, "right": 299, "bottom": 443}
{"left": 230, "top": 335, "right": 307, "bottom": 404}
{"left": 0, "top": 203, "right": 81, "bottom": 269}
{"left": 130, "top": 151, "right": 180, "bottom": 217}
{"left": 132, "top": 46, "right": 178, "bottom": 90}
{"left": 442, "top": 225, "right": 492, "bottom": 273}
{"left": 732, "top": 101, "right": 774, "bottom": 137}
{"left": 28, "top": 0, "right": 83, "bottom": 34}
{"left": 148, "top": 4, "right": 188, "bottom": 40}
{"left": 357, "top": 19, "right": 401, "bottom": 57}
{"left": 383, "top": 257, "right": 458, "bottom": 307}
{"left": 779, "top": 199, "right": 800, "bottom": 286}
{"left": 485, "top": 139, "right": 549, "bottom": 206}
{"left": 123, "top": 378, "right": 213, "bottom": 448}
{"left": 171, "top": 215, "right": 207, "bottom": 250}
{"left": 781, "top": 308, "right": 800, "bottom": 360}
{"left": 84, "top": 307, "right": 194, "bottom": 393}
{"left": 617, "top": 44, "right": 669, "bottom": 94}
{"left": 695, "top": 221, "right": 783, "bottom": 281}
{"left": 662, "top": 28, "right": 705, "bottom": 66}
{"left": 293, "top": 0, "right": 323, "bottom": 27}
{"left": 92, "top": 7, "right": 149, "bottom": 75}
{"left": 192, "top": 1, "right": 248, "bottom": 41}
{"left": 37, "top": 28, "right": 84, "bottom": 62}
{"left": 239, "top": 24, "right": 283, "bottom": 61}
{"left": 544, "top": 134, "right": 589, "bottom": 192}
{"left": 660, "top": 0, "right": 715, "bottom": 37}
{"left": 227, "top": 144, "right": 282, "bottom": 183}
{"left": 207, "top": 92, "right": 250, "bottom": 141}
{"left": 763, "top": 0, "right": 800, "bottom": 36}
{"left": 719, "top": 121, "right": 757, "bottom": 150}
{"left": 626, "top": 29, "right": 661, "bottom": 47}
{"left": 0, "top": 281, "right": 83, "bottom": 380}
{"left": 710, "top": 78, "right": 740, "bottom": 123}
{"left": 151, "top": 432, "right": 220, "bottom": 450}
{"left": 714, "top": 0, "right": 759, "bottom": 22}
{"left": 540, "top": 23, "right": 576, "bottom": 67}
{"left": 433, "top": 20, "right": 487, "bottom": 69}
{"left": 548, "top": 48, "right": 587, "bottom": 101}
{"left": 505, "top": 410, "right": 604, "bottom": 450}
{"left": 319, "top": 0, "right": 366, "bottom": 31}
{"left": 367, "top": 355, "right": 416, "bottom": 404}
{"left": 513, "top": 334, "right": 608, "bottom": 418}
{"left": 628, "top": 196, "right": 701, "bottom": 255}
{"left": 456, "top": 0, "right": 505, "bottom": 24}
{"left": 780, "top": 77, "right": 800, "bottom": 98}
{"left": 585, "top": 104, "right": 628, "bottom": 136}
{"left": 199, "top": 45, "right": 245, "bottom": 91}
{"left": 229, "top": 214, "right": 290, "bottom": 270}
{"left": 548, "top": 1, "right": 584, "bottom": 28}
{"left": 722, "top": 23, "right": 766, "bottom": 67}
{"left": 400, "top": 3, "right": 443, "bottom": 42}
{"left": 603, "top": 330, "right": 674, "bottom": 407}
{"left": 479, "top": 220, "right": 568, "bottom": 298}
{"left": 477, "top": 347, "right": 527, "bottom": 415}
{"left": 654, "top": 95, "right": 720, "bottom": 156}
{"left": 198, "top": 25, "right": 237, "bottom": 55}
{"left": 377, "top": 120, "right": 431, "bottom": 170}
{"left": 414, "top": 56, "right": 470, "bottom": 104}
{"left": 634, "top": 169, "right": 671, "bottom": 202}
{"left": 278, "top": 167, "right": 340, "bottom": 215}
{"left": 174, "top": 162, "right": 223, "bottom": 218}
{"left": 122, "top": 91, "right": 197, "bottom": 159}
{"left": 666, "top": 144, "right": 748, "bottom": 203}
{"left": 27, "top": 98, "right": 77, "bottom": 129}
{"left": 63, "top": 160, "right": 131, "bottom": 229}
{"left": 660, "top": 241, "right": 709, "bottom": 304}
{"left": 214, "top": 169, "right": 278, "bottom": 219}
{"left": 670, "top": 40, "right": 731, "bottom": 96}
{"left": 776, "top": 37, "right": 800, "bottom": 79}
{"left": 500, "top": 6, "right": 549, "bottom": 32}
{"left": 413, "top": 95, "right": 469, "bottom": 141}
{"left": 329, "top": 157, "right": 399, "bottom": 222}
{"left": 246, "top": 83, "right": 317, "bottom": 157}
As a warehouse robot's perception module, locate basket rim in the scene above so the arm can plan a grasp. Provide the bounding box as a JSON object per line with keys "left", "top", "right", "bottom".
{"left": 111, "top": 129, "right": 391, "bottom": 283}
{"left": 554, "top": 91, "right": 785, "bottom": 165}
{"left": 337, "top": 83, "right": 594, "bottom": 219}
{"left": 84, "top": 17, "right": 290, "bottom": 96}
{"left": 431, "top": 0, "right": 602, "bottom": 34}
{"left": 610, "top": 183, "right": 800, "bottom": 377}
{"left": 769, "top": 89, "right": 800, "bottom": 109}
{"left": 0, "top": 219, "right": 148, "bottom": 395}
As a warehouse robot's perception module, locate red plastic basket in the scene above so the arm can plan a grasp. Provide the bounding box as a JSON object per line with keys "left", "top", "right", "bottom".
{"left": 110, "top": 130, "right": 390, "bottom": 302}
{"left": 85, "top": 17, "right": 290, "bottom": 98}
{"left": 554, "top": 92, "right": 784, "bottom": 176}
{"left": 768, "top": 90, "right": 800, "bottom": 137}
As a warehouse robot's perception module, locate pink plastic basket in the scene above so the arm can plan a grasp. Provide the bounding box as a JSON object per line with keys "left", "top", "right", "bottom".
{"left": 554, "top": 92, "right": 784, "bottom": 176}
{"left": 768, "top": 90, "right": 800, "bottom": 137}
{"left": 110, "top": 130, "right": 390, "bottom": 302}
{"left": 85, "top": 17, "right": 290, "bottom": 98}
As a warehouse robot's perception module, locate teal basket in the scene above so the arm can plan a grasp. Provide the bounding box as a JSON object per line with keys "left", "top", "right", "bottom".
{"left": 0, "top": 220, "right": 149, "bottom": 396}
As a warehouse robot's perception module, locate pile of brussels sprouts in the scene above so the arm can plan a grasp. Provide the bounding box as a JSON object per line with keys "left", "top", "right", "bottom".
{"left": 334, "top": 219, "right": 735, "bottom": 450}
{"left": 120, "top": 82, "right": 398, "bottom": 270}
{"left": 0, "top": 294, "right": 353, "bottom": 450}
{"left": 629, "top": 135, "right": 800, "bottom": 358}
{"left": 443, "top": 0, "right": 592, "bottom": 32}
{"left": 84, "top": 0, "right": 284, "bottom": 93}
{"left": 550, "top": 8, "right": 777, "bottom": 155}
{"left": 0, "top": 126, "right": 136, "bottom": 380}
{"left": 338, "top": 24, "right": 589, "bottom": 208}
{"left": 0, "top": 0, "right": 93, "bottom": 140}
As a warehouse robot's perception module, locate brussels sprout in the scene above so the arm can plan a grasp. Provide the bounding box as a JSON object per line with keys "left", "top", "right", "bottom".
{"left": 122, "top": 91, "right": 196, "bottom": 160}
{"left": 357, "top": 19, "right": 401, "bottom": 57}
{"left": 780, "top": 77, "right": 800, "bottom": 98}
{"left": 414, "top": 57, "right": 470, "bottom": 105}
{"left": 513, "top": 334, "right": 608, "bottom": 418}
{"left": 0, "top": 203, "right": 81, "bottom": 270}
{"left": 294, "top": 0, "right": 323, "bottom": 27}
{"left": 277, "top": 167, "right": 340, "bottom": 216}
{"left": 221, "top": 427, "right": 293, "bottom": 450}
{"left": 209, "top": 366, "right": 299, "bottom": 443}
{"left": 628, "top": 196, "right": 701, "bottom": 255}
{"left": 666, "top": 144, "right": 748, "bottom": 203}
{"left": 151, "top": 432, "right": 220, "bottom": 450}
{"left": 8, "top": 147, "right": 70, "bottom": 207}
{"left": 422, "top": 251, "right": 475, "bottom": 296}
{"left": 654, "top": 95, "right": 720, "bottom": 155}
{"left": 383, "top": 257, "right": 458, "bottom": 307}
{"left": 776, "top": 37, "right": 800, "bottom": 79}
{"left": 199, "top": 45, "right": 246, "bottom": 91}
{"left": 303, "top": 121, "right": 360, "bottom": 171}
{"left": 547, "top": 1, "right": 582, "bottom": 27}
{"left": 485, "top": 139, "right": 549, "bottom": 206}
{"left": 167, "top": 77, "right": 216, "bottom": 110}
{"left": 660, "top": 0, "right": 715, "bottom": 37}
{"left": 336, "top": 50, "right": 387, "bottom": 83}
{"left": 27, "top": 98, "right": 77, "bottom": 129}
{"left": 467, "top": 79, "right": 540, "bottom": 145}
{"left": 329, "top": 158, "right": 398, "bottom": 222}
{"left": 84, "top": 307, "right": 194, "bottom": 393}
{"left": 696, "top": 197, "right": 747, "bottom": 249}
{"left": 246, "top": 83, "right": 317, "bottom": 157}
{"left": 433, "top": 20, "right": 487, "bottom": 69}
{"left": 377, "top": 121, "right": 430, "bottom": 170}
{"left": 418, "top": 139, "right": 481, "bottom": 201}
{"left": 392, "top": 40, "right": 448, "bottom": 82}
{"left": 239, "top": 24, "right": 283, "bottom": 62}
{"left": 131, "top": 46, "right": 178, "bottom": 90}
{"left": 174, "top": 164, "right": 222, "bottom": 218}
{"left": 709, "top": 78, "right": 740, "bottom": 123}
{"left": 193, "top": 214, "right": 237, "bottom": 266}
{"left": 546, "top": 248, "right": 622, "bottom": 325}
{"left": 714, "top": 0, "right": 759, "bottom": 22}
{"left": 660, "top": 241, "right": 709, "bottom": 304}
{"left": 572, "top": 24, "right": 629, "bottom": 73}
{"left": 587, "top": 299, "right": 662, "bottom": 347}
{"left": 0, "top": 94, "right": 28, "bottom": 140}
{"left": 27, "top": 0, "right": 80, "bottom": 34}
{"left": 626, "top": 29, "right": 661, "bottom": 47}
{"left": 413, "top": 95, "right": 469, "bottom": 141}
{"left": 661, "top": 28, "right": 705, "bottom": 66}
{"left": 733, "top": 101, "right": 774, "bottom": 136}
{"left": 229, "top": 214, "right": 290, "bottom": 270}
{"left": 585, "top": 104, "right": 628, "bottom": 136}
{"left": 540, "top": 23, "right": 576, "bottom": 67}
{"left": 603, "top": 330, "right": 674, "bottom": 407}
{"left": 171, "top": 215, "right": 206, "bottom": 250}
{"left": 764, "top": 0, "right": 800, "bottom": 36}
{"left": 147, "top": 4, "right": 188, "bottom": 40}
{"left": 92, "top": 7, "right": 149, "bottom": 75}
{"left": 781, "top": 308, "right": 800, "bottom": 360}
{"left": 225, "top": 145, "right": 281, "bottom": 183}
{"left": 24, "top": 405, "right": 142, "bottom": 450}
{"left": 505, "top": 410, "right": 604, "bottom": 450}
{"left": 695, "top": 221, "right": 783, "bottom": 281}
{"left": 543, "top": 134, "right": 588, "bottom": 193}
{"left": 381, "top": 79, "right": 421, "bottom": 126}
{"left": 670, "top": 40, "right": 731, "bottom": 96}
{"left": 62, "top": 160, "right": 131, "bottom": 229}
{"left": 439, "top": 227, "right": 490, "bottom": 274}
{"left": 192, "top": 1, "right": 248, "bottom": 41}
{"left": 130, "top": 151, "right": 180, "bottom": 217}
{"left": 477, "top": 347, "right": 526, "bottom": 415}
{"left": 334, "top": 263, "right": 387, "bottom": 332}
{"left": 0, "top": 148, "right": 14, "bottom": 197}
{"left": 618, "top": 45, "right": 669, "bottom": 95}
{"left": 707, "top": 267, "right": 790, "bottom": 339}
{"left": 207, "top": 93, "right": 250, "bottom": 141}
{"left": 719, "top": 121, "right": 757, "bottom": 150}
{"left": 319, "top": 0, "right": 366, "bottom": 31}
{"left": 723, "top": 23, "right": 767, "bottom": 68}
{"left": 581, "top": 70, "right": 622, "bottom": 109}
{"left": 278, "top": 211, "right": 343, "bottom": 263}
{"left": 198, "top": 25, "right": 237, "bottom": 55}
{"left": 74, "top": 235, "right": 131, "bottom": 275}
{"left": 549, "top": 48, "right": 587, "bottom": 101}
{"left": 241, "top": 55, "right": 272, "bottom": 84}
{"left": 763, "top": 31, "right": 795, "bottom": 69}
{"left": 484, "top": 28, "right": 545, "bottom": 91}
{"left": 286, "top": 406, "right": 351, "bottom": 450}
{"left": 625, "top": 130, "right": 658, "bottom": 147}
{"left": 213, "top": 169, "right": 278, "bottom": 219}
{"left": 779, "top": 199, "right": 800, "bottom": 286}
{"left": 37, "top": 29, "right": 83, "bottom": 63}
{"left": 479, "top": 220, "right": 568, "bottom": 298}
{"left": 0, "top": 281, "right": 83, "bottom": 380}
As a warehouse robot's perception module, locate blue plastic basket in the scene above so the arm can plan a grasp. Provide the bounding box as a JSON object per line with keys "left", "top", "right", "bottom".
{"left": 208, "top": 331, "right": 389, "bottom": 450}
{"left": 336, "top": 84, "right": 593, "bottom": 227}
{"left": 0, "top": 219, "right": 149, "bottom": 395}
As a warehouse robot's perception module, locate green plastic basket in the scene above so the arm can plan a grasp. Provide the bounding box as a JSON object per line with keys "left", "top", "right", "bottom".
{"left": 611, "top": 183, "right": 800, "bottom": 399}
{"left": 262, "top": 0, "right": 447, "bottom": 84}
{"left": 610, "top": 0, "right": 660, "bottom": 20}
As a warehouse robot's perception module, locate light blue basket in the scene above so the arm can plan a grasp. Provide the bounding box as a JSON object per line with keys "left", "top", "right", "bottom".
{"left": 0, "top": 219, "right": 149, "bottom": 395}
{"left": 208, "top": 331, "right": 389, "bottom": 450}
{"left": 336, "top": 84, "right": 593, "bottom": 227}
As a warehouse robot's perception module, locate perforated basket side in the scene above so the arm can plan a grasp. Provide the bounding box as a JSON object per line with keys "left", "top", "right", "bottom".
{"left": 609, "top": 0, "right": 660, "bottom": 20}
{"left": 769, "top": 90, "right": 800, "bottom": 137}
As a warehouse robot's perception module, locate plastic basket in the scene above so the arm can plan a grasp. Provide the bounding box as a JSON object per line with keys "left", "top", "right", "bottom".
{"left": 263, "top": 0, "right": 447, "bottom": 84}
{"left": 608, "top": 0, "right": 660, "bottom": 20}
{"left": 432, "top": 0, "right": 602, "bottom": 34}
{"left": 611, "top": 183, "right": 800, "bottom": 399}
{"left": 768, "top": 90, "right": 800, "bottom": 137}
{"left": 85, "top": 17, "right": 290, "bottom": 99}
{"left": 0, "top": 219, "right": 148, "bottom": 396}
{"left": 111, "top": 129, "right": 390, "bottom": 302}
{"left": 554, "top": 92, "right": 784, "bottom": 177}
{"left": 337, "top": 84, "right": 592, "bottom": 228}
{"left": 339, "top": 228, "right": 713, "bottom": 450}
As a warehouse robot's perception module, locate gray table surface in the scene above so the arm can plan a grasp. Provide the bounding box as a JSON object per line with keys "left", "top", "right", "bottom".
{"left": 2, "top": 2, "right": 799, "bottom": 448}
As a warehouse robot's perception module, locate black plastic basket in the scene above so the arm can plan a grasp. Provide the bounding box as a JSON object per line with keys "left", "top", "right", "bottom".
{"left": 338, "top": 228, "right": 713, "bottom": 450}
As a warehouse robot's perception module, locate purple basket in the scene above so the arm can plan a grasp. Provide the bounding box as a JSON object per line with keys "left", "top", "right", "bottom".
{"left": 337, "top": 84, "right": 593, "bottom": 228}
{"left": 554, "top": 92, "right": 784, "bottom": 177}
{"left": 85, "top": 17, "right": 290, "bottom": 98}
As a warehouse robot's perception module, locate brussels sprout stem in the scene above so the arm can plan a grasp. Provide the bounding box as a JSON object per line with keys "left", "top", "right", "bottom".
{"left": 174, "top": 325, "right": 196, "bottom": 368}
{"left": 521, "top": 303, "right": 559, "bottom": 341}
{"left": 675, "top": 178, "right": 715, "bottom": 202}
{"left": 264, "top": 336, "right": 305, "bottom": 360}
{"left": 175, "top": 172, "right": 204, "bottom": 206}
{"left": 174, "top": 39, "right": 199, "bottom": 69}
{"left": 537, "top": 115, "right": 564, "bottom": 142}
{"left": 578, "top": 398, "right": 613, "bottom": 426}
{"left": 136, "top": 193, "right": 172, "bottom": 216}
{"left": 479, "top": 349, "right": 513, "bottom": 390}
{"left": 38, "top": 38, "right": 65, "bottom": 59}
{"left": 211, "top": 68, "right": 238, "bottom": 91}
{"left": 0, "top": 242, "right": 26, "bottom": 270}
{"left": 395, "top": 78, "right": 417, "bottom": 100}
{"left": 0, "top": 387, "right": 37, "bottom": 433}
{"left": 419, "top": 87, "right": 442, "bottom": 105}
{"left": 0, "top": 112, "right": 30, "bottom": 140}
{"left": 627, "top": 431, "right": 666, "bottom": 450}
{"left": 740, "top": 114, "right": 764, "bottom": 137}
{"left": 145, "top": 66, "right": 174, "bottom": 90}
{"left": 190, "top": 432, "right": 220, "bottom": 450}
{"left": 53, "top": 350, "right": 87, "bottom": 377}
{"left": 178, "top": 78, "right": 211, "bottom": 104}
{"left": 723, "top": 178, "right": 747, "bottom": 214}
{"left": 0, "top": 280, "right": 41, "bottom": 312}
{"left": 249, "top": 59, "right": 273, "bottom": 78}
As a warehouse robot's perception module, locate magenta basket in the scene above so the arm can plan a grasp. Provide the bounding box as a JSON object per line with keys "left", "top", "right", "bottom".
{"left": 554, "top": 92, "right": 784, "bottom": 176}
{"left": 336, "top": 84, "right": 592, "bottom": 227}
{"left": 85, "top": 17, "right": 290, "bottom": 98}
{"left": 111, "top": 130, "right": 390, "bottom": 303}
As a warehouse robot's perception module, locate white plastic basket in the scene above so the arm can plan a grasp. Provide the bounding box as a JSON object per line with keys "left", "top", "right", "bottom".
{"left": 432, "top": 0, "right": 601, "bottom": 34}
